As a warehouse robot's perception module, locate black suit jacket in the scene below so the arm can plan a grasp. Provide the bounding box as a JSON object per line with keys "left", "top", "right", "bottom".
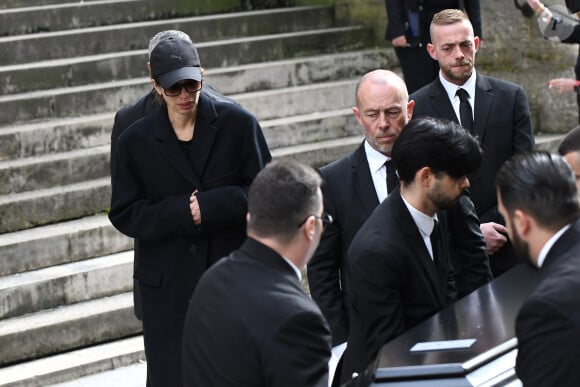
{"left": 411, "top": 74, "right": 534, "bottom": 275}
{"left": 410, "top": 74, "right": 534, "bottom": 221}
{"left": 108, "top": 93, "right": 271, "bottom": 386}
{"left": 341, "top": 188, "right": 457, "bottom": 383}
{"left": 307, "top": 142, "right": 490, "bottom": 347}
{"left": 182, "top": 238, "right": 332, "bottom": 387}
{"left": 515, "top": 219, "right": 580, "bottom": 386}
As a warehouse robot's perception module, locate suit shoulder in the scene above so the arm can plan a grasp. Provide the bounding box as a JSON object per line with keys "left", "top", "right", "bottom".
{"left": 319, "top": 148, "right": 359, "bottom": 179}
{"left": 409, "top": 80, "right": 438, "bottom": 100}
{"left": 116, "top": 114, "right": 156, "bottom": 147}
{"left": 321, "top": 154, "right": 350, "bottom": 174}
{"left": 212, "top": 98, "right": 257, "bottom": 120}
{"left": 115, "top": 92, "right": 158, "bottom": 120}
{"left": 480, "top": 74, "right": 525, "bottom": 93}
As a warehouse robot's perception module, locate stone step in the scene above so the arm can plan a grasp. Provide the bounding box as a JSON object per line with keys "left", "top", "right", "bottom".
{"left": 535, "top": 133, "right": 564, "bottom": 152}
{"left": 0, "top": 292, "right": 141, "bottom": 367}
{"left": 0, "top": 145, "right": 110, "bottom": 195}
{"left": 0, "top": 251, "right": 133, "bottom": 319}
{"left": 1, "top": 0, "right": 107, "bottom": 10}
{"left": 0, "top": 25, "right": 373, "bottom": 96}
{"left": 0, "top": 5, "right": 336, "bottom": 66}
{"left": 0, "top": 113, "right": 112, "bottom": 162}
{"left": 0, "top": 0, "right": 240, "bottom": 37}
{"left": 0, "top": 49, "right": 385, "bottom": 161}
{"left": 0, "top": 336, "right": 144, "bottom": 387}
{"left": 262, "top": 108, "right": 359, "bottom": 149}
{"left": 0, "top": 71, "right": 361, "bottom": 130}
{"left": 0, "top": 31, "right": 372, "bottom": 126}
{"left": 235, "top": 79, "right": 358, "bottom": 121}
{"left": 0, "top": 177, "right": 110, "bottom": 234}
{"left": 0, "top": 132, "right": 361, "bottom": 233}
{"left": 0, "top": 105, "right": 359, "bottom": 197}
{"left": 0, "top": 214, "right": 131, "bottom": 277}
{"left": 272, "top": 134, "right": 362, "bottom": 168}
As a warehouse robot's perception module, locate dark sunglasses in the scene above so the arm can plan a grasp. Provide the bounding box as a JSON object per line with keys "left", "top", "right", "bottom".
{"left": 162, "top": 80, "right": 203, "bottom": 97}
{"left": 297, "top": 212, "right": 333, "bottom": 229}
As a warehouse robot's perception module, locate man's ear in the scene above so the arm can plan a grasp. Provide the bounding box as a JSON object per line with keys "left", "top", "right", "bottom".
{"left": 302, "top": 216, "right": 316, "bottom": 241}
{"left": 417, "top": 166, "right": 432, "bottom": 188}
{"left": 353, "top": 106, "right": 363, "bottom": 127}
{"left": 407, "top": 100, "right": 415, "bottom": 121}
{"left": 473, "top": 36, "right": 480, "bottom": 53}
{"left": 426, "top": 43, "right": 437, "bottom": 60}
{"left": 513, "top": 209, "right": 531, "bottom": 237}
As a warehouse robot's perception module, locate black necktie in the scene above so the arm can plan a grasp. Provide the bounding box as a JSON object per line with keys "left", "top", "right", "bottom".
{"left": 456, "top": 88, "right": 473, "bottom": 133}
{"left": 430, "top": 219, "right": 441, "bottom": 264}
{"left": 385, "top": 159, "right": 399, "bottom": 194}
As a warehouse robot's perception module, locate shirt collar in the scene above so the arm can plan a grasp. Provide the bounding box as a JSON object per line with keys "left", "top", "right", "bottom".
{"left": 536, "top": 224, "right": 572, "bottom": 268}
{"left": 439, "top": 69, "right": 477, "bottom": 102}
{"left": 281, "top": 255, "right": 302, "bottom": 281}
{"left": 401, "top": 195, "right": 438, "bottom": 237}
{"left": 364, "top": 140, "right": 389, "bottom": 172}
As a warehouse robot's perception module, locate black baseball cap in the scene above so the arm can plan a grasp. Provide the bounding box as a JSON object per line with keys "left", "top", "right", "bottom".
{"left": 150, "top": 38, "right": 202, "bottom": 88}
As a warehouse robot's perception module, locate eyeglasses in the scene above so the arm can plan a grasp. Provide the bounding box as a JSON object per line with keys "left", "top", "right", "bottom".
{"left": 162, "top": 80, "right": 203, "bottom": 97}
{"left": 297, "top": 212, "right": 333, "bottom": 229}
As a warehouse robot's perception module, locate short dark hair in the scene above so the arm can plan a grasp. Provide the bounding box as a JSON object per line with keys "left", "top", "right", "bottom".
{"left": 247, "top": 159, "right": 322, "bottom": 241}
{"left": 558, "top": 125, "right": 580, "bottom": 155}
{"left": 496, "top": 152, "right": 580, "bottom": 231}
{"left": 392, "top": 117, "right": 482, "bottom": 183}
{"left": 431, "top": 9, "right": 470, "bottom": 36}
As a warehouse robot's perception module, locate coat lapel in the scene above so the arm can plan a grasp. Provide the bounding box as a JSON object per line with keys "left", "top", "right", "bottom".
{"left": 190, "top": 94, "right": 219, "bottom": 179}
{"left": 429, "top": 80, "right": 459, "bottom": 125}
{"left": 473, "top": 74, "right": 493, "bottom": 145}
{"left": 153, "top": 107, "right": 204, "bottom": 189}
{"left": 393, "top": 190, "right": 446, "bottom": 305}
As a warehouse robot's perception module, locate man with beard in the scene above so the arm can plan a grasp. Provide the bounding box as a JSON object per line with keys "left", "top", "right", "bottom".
{"left": 496, "top": 151, "right": 580, "bottom": 386}
{"left": 410, "top": 9, "right": 535, "bottom": 277}
{"left": 340, "top": 117, "right": 483, "bottom": 384}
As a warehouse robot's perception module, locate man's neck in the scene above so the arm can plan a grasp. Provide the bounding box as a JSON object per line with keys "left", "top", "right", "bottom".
{"left": 400, "top": 184, "right": 437, "bottom": 216}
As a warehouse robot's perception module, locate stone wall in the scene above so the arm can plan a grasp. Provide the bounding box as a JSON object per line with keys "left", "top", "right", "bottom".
{"left": 479, "top": 0, "right": 578, "bottom": 135}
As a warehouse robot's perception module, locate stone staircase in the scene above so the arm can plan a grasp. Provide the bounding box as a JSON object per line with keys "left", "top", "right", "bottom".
{"left": 0, "top": 1, "right": 389, "bottom": 385}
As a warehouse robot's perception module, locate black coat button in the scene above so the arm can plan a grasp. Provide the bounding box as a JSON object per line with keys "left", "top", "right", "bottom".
{"left": 189, "top": 244, "right": 198, "bottom": 254}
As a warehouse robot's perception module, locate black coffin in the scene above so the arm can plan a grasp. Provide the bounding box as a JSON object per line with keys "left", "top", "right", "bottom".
{"left": 369, "top": 264, "right": 540, "bottom": 387}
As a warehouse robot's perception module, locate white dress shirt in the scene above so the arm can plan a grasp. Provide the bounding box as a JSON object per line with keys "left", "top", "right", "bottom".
{"left": 401, "top": 195, "right": 438, "bottom": 260}
{"left": 439, "top": 70, "right": 477, "bottom": 125}
{"left": 364, "top": 140, "right": 390, "bottom": 203}
{"left": 536, "top": 224, "right": 571, "bottom": 268}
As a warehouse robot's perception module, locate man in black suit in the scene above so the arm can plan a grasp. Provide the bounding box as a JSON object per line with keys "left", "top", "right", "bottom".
{"left": 410, "top": 9, "right": 535, "bottom": 277}
{"left": 108, "top": 37, "right": 271, "bottom": 386}
{"left": 495, "top": 152, "right": 580, "bottom": 386}
{"left": 182, "top": 159, "right": 332, "bottom": 387}
{"left": 109, "top": 30, "right": 238, "bottom": 322}
{"left": 341, "top": 117, "right": 483, "bottom": 383}
{"left": 307, "top": 70, "right": 490, "bottom": 383}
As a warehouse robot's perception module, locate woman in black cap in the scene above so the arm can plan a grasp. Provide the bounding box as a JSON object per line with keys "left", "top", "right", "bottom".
{"left": 109, "top": 36, "right": 271, "bottom": 387}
